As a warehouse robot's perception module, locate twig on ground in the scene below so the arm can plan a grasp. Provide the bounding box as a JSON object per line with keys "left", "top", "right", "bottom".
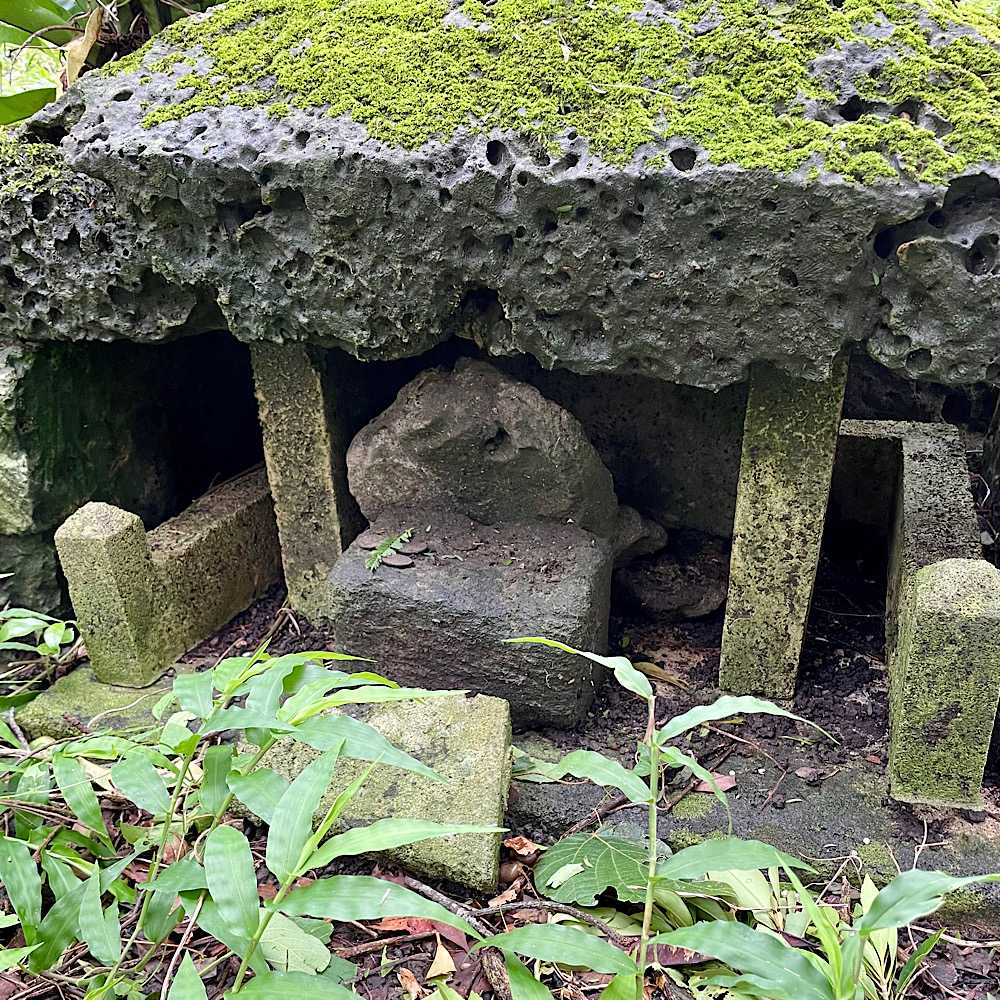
{"left": 471, "top": 899, "right": 633, "bottom": 947}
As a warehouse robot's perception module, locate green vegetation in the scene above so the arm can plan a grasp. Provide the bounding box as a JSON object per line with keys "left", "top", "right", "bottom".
{"left": 120, "top": 0, "right": 1000, "bottom": 183}
{"left": 0, "top": 132, "right": 67, "bottom": 200}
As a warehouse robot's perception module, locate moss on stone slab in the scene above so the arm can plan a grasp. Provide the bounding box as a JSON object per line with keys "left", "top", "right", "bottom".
{"left": 116, "top": 0, "right": 999, "bottom": 183}
{"left": 0, "top": 132, "right": 68, "bottom": 201}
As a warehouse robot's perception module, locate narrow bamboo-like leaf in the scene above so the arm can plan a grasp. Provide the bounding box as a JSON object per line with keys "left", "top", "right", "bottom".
{"left": 266, "top": 747, "right": 342, "bottom": 882}
{"left": 298, "top": 686, "right": 459, "bottom": 722}
{"left": 506, "top": 953, "right": 555, "bottom": 1000}
{"left": 201, "top": 744, "right": 233, "bottom": 816}
{"left": 52, "top": 754, "right": 110, "bottom": 843}
{"left": 258, "top": 911, "right": 331, "bottom": 973}
{"left": 652, "top": 923, "right": 834, "bottom": 1000}
{"left": 224, "top": 971, "right": 357, "bottom": 999}
{"left": 279, "top": 875, "right": 480, "bottom": 938}
{"left": 307, "top": 819, "right": 503, "bottom": 871}
{"left": 0, "top": 944, "right": 39, "bottom": 972}
{"left": 78, "top": 872, "right": 120, "bottom": 964}
{"left": 896, "top": 928, "right": 942, "bottom": 993}
{"left": 174, "top": 672, "right": 215, "bottom": 719}
{"left": 111, "top": 754, "right": 172, "bottom": 815}
{"left": 168, "top": 953, "right": 208, "bottom": 1000}
{"left": 145, "top": 886, "right": 183, "bottom": 944}
{"left": 856, "top": 868, "right": 1000, "bottom": 932}
{"left": 0, "top": 88, "right": 56, "bottom": 125}
{"left": 506, "top": 637, "right": 653, "bottom": 700}
{"left": 658, "top": 838, "right": 810, "bottom": 880}
{"left": 657, "top": 695, "right": 833, "bottom": 744}
{"left": 599, "top": 973, "right": 639, "bottom": 1000}
{"left": 144, "top": 857, "right": 208, "bottom": 894}
{"left": 293, "top": 713, "right": 439, "bottom": 780}
{"left": 513, "top": 749, "right": 650, "bottom": 804}
{"left": 228, "top": 768, "right": 289, "bottom": 824}
{"left": 183, "top": 894, "right": 267, "bottom": 974}
{"left": 204, "top": 825, "right": 260, "bottom": 943}
{"left": 482, "top": 923, "right": 638, "bottom": 975}
{"left": 0, "top": 837, "right": 42, "bottom": 942}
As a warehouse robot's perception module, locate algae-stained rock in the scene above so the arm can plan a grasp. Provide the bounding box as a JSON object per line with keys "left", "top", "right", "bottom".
{"left": 320, "top": 516, "right": 613, "bottom": 726}
{"left": 4, "top": 1, "right": 1000, "bottom": 387}
{"left": 0, "top": 533, "right": 63, "bottom": 614}
{"left": 15, "top": 666, "right": 171, "bottom": 740}
{"left": 348, "top": 361, "right": 619, "bottom": 536}
{"left": 259, "top": 695, "right": 512, "bottom": 892}
{"left": 889, "top": 559, "right": 1000, "bottom": 808}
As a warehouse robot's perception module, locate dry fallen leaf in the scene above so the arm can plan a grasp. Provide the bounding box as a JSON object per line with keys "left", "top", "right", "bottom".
{"left": 504, "top": 835, "right": 543, "bottom": 858}
{"left": 398, "top": 967, "right": 423, "bottom": 999}
{"left": 694, "top": 773, "right": 737, "bottom": 793}
{"left": 427, "top": 936, "right": 457, "bottom": 979}
{"left": 64, "top": 6, "right": 103, "bottom": 90}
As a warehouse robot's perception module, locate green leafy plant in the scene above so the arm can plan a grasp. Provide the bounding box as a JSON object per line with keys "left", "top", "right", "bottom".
{"left": 0, "top": 642, "right": 501, "bottom": 996}
{"left": 365, "top": 528, "right": 413, "bottom": 573}
{"left": 0, "top": 607, "right": 75, "bottom": 658}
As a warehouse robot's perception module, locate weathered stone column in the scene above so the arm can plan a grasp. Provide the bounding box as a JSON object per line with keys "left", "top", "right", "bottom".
{"left": 54, "top": 504, "right": 158, "bottom": 686}
{"left": 250, "top": 343, "right": 360, "bottom": 618}
{"left": 719, "top": 358, "right": 847, "bottom": 697}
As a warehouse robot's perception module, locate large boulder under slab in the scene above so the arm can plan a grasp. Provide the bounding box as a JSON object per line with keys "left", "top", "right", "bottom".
{"left": 348, "top": 360, "right": 619, "bottom": 536}
{"left": 257, "top": 695, "right": 512, "bottom": 892}
{"left": 3, "top": 0, "right": 1000, "bottom": 387}
{"left": 319, "top": 516, "right": 613, "bottom": 726}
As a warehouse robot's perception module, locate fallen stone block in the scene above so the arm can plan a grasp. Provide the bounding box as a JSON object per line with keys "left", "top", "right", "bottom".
{"left": 258, "top": 694, "right": 512, "bottom": 893}
{"left": 720, "top": 358, "right": 848, "bottom": 697}
{"left": 318, "top": 516, "right": 612, "bottom": 727}
{"left": 55, "top": 467, "right": 282, "bottom": 687}
{"left": 15, "top": 666, "right": 172, "bottom": 741}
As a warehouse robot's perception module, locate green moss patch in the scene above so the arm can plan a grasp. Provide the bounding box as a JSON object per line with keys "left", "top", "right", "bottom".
{"left": 0, "top": 132, "right": 67, "bottom": 201}
{"left": 118, "top": 0, "right": 999, "bottom": 183}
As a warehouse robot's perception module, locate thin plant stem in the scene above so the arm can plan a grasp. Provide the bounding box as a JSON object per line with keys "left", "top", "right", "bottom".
{"left": 636, "top": 695, "right": 658, "bottom": 1000}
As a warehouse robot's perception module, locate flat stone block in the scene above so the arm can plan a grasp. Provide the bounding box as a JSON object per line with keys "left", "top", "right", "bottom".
{"left": 259, "top": 694, "right": 512, "bottom": 892}
{"left": 889, "top": 559, "right": 1000, "bottom": 808}
{"left": 15, "top": 666, "right": 171, "bottom": 741}
{"left": 319, "top": 517, "right": 613, "bottom": 727}
{"left": 720, "top": 359, "right": 847, "bottom": 697}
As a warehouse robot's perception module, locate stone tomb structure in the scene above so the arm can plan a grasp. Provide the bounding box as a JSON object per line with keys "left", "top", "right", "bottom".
{"left": 2, "top": 0, "right": 1000, "bottom": 837}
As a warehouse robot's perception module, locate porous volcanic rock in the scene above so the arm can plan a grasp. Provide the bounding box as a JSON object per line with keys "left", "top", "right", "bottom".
{"left": 1, "top": 0, "right": 999, "bottom": 387}
{"left": 347, "top": 360, "right": 620, "bottom": 536}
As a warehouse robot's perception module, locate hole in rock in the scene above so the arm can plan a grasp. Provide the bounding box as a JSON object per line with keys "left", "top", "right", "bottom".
{"left": 669, "top": 147, "right": 697, "bottom": 171}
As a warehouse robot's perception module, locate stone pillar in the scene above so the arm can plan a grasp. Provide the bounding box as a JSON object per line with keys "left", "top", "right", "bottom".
{"left": 719, "top": 358, "right": 847, "bottom": 697}
{"left": 889, "top": 558, "right": 1000, "bottom": 807}
{"left": 250, "top": 342, "right": 360, "bottom": 618}
{"left": 54, "top": 503, "right": 158, "bottom": 686}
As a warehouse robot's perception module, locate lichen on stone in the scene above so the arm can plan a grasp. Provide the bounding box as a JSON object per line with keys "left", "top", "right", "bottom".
{"left": 0, "top": 131, "right": 68, "bottom": 201}
{"left": 113, "top": 0, "right": 1000, "bottom": 183}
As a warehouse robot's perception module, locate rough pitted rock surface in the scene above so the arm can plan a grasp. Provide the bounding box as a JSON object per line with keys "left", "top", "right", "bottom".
{"left": 347, "top": 360, "right": 620, "bottom": 535}
{"left": 1, "top": 0, "right": 1000, "bottom": 387}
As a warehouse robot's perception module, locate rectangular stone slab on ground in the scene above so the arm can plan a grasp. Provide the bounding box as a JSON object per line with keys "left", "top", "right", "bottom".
{"left": 719, "top": 358, "right": 848, "bottom": 697}
{"left": 55, "top": 466, "right": 282, "bottom": 687}
{"left": 317, "top": 516, "right": 613, "bottom": 727}
{"left": 256, "top": 694, "right": 511, "bottom": 893}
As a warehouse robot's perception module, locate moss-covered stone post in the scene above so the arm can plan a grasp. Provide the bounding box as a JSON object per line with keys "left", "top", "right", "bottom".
{"left": 54, "top": 503, "right": 159, "bottom": 686}
{"left": 719, "top": 357, "right": 847, "bottom": 697}
{"left": 250, "top": 342, "right": 360, "bottom": 618}
{"left": 889, "top": 558, "right": 1000, "bottom": 807}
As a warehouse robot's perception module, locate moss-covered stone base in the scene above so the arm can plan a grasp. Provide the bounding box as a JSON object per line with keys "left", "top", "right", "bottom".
{"left": 719, "top": 357, "right": 847, "bottom": 697}
{"left": 257, "top": 694, "right": 512, "bottom": 892}
{"left": 15, "top": 666, "right": 172, "bottom": 740}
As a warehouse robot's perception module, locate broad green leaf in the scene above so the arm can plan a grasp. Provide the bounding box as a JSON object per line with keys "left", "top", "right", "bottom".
{"left": 506, "top": 638, "right": 652, "bottom": 700}
{"left": 599, "top": 973, "right": 639, "bottom": 1000}
{"left": 225, "top": 971, "right": 356, "bottom": 999}
{"left": 657, "top": 696, "right": 832, "bottom": 745}
{"left": 258, "top": 911, "right": 331, "bottom": 973}
{"left": 0, "top": 837, "right": 42, "bottom": 942}
{"left": 52, "top": 754, "right": 110, "bottom": 844}
{"left": 0, "top": 88, "right": 56, "bottom": 125}
{"left": 266, "top": 748, "right": 342, "bottom": 882}
{"left": 512, "top": 750, "right": 649, "bottom": 804}
{"left": 201, "top": 744, "right": 233, "bottom": 816}
{"left": 533, "top": 833, "right": 651, "bottom": 905}
{"left": 204, "top": 825, "right": 260, "bottom": 943}
{"left": 78, "top": 872, "right": 120, "bottom": 964}
{"left": 294, "top": 713, "right": 439, "bottom": 780}
{"left": 145, "top": 886, "right": 184, "bottom": 944}
{"left": 184, "top": 894, "right": 267, "bottom": 975}
{"left": 658, "top": 839, "right": 809, "bottom": 880}
{"left": 279, "top": 875, "right": 480, "bottom": 938}
{"left": 653, "top": 923, "right": 835, "bottom": 1000}
{"left": 307, "top": 819, "right": 504, "bottom": 871}
{"left": 40, "top": 854, "right": 78, "bottom": 900}
{"left": 168, "top": 953, "right": 208, "bottom": 1000}
{"left": 856, "top": 868, "right": 1000, "bottom": 932}
{"left": 174, "top": 672, "right": 215, "bottom": 719}
{"left": 111, "top": 754, "right": 172, "bottom": 815}
{"left": 506, "top": 953, "right": 555, "bottom": 1000}
{"left": 229, "top": 768, "right": 290, "bottom": 824}
{"left": 0, "top": 944, "right": 39, "bottom": 972}
{"left": 145, "top": 857, "right": 208, "bottom": 894}
{"left": 482, "top": 923, "right": 638, "bottom": 975}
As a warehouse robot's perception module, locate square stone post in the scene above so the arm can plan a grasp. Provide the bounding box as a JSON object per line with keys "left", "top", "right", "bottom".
{"left": 250, "top": 342, "right": 361, "bottom": 618}
{"left": 719, "top": 357, "right": 847, "bottom": 697}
